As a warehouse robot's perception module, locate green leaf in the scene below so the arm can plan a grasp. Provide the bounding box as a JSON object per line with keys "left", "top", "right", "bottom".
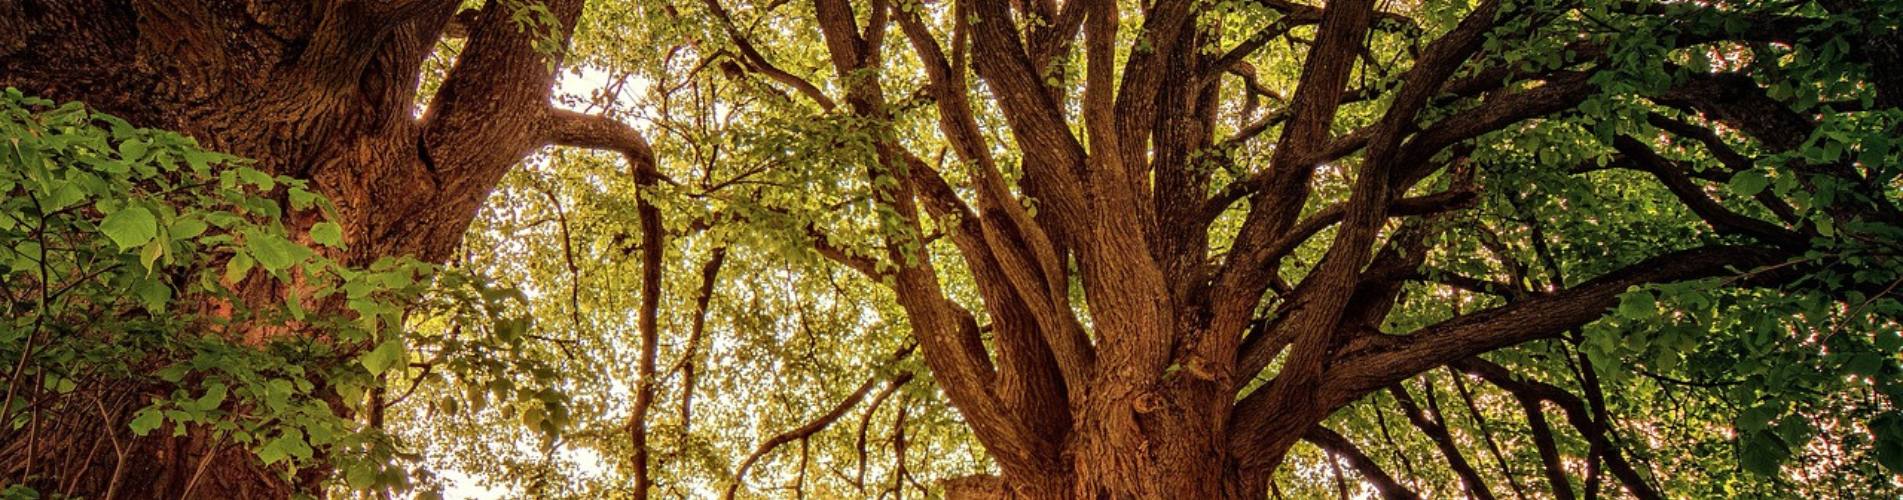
{"left": 223, "top": 253, "right": 255, "bottom": 286}
{"left": 310, "top": 222, "right": 344, "bottom": 248}
{"left": 287, "top": 187, "right": 320, "bottom": 211}
{"left": 1617, "top": 290, "right": 1657, "bottom": 320}
{"left": 100, "top": 206, "right": 158, "bottom": 250}
{"left": 194, "top": 382, "right": 228, "bottom": 411}
{"left": 345, "top": 464, "right": 376, "bottom": 489}
{"left": 246, "top": 232, "right": 307, "bottom": 272}
{"left": 258, "top": 429, "right": 313, "bottom": 466}
{"left": 118, "top": 139, "right": 147, "bottom": 162}
{"left": 169, "top": 217, "right": 208, "bottom": 240}
{"left": 1846, "top": 353, "right": 1884, "bottom": 376}
{"left": 1729, "top": 170, "right": 1770, "bottom": 196}
{"left": 129, "top": 407, "right": 163, "bottom": 436}
{"left": 1738, "top": 404, "right": 1778, "bottom": 431}
{"left": 139, "top": 239, "right": 164, "bottom": 271}
{"left": 1875, "top": 414, "right": 1903, "bottom": 473}
{"left": 1740, "top": 430, "right": 1789, "bottom": 476}
{"left": 258, "top": 437, "right": 289, "bottom": 465}
{"left": 134, "top": 279, "right": 171, "bottom": 312}
{"left": 236, "top": 168, "right": 276, "bottom": 190}
{"left": 360, "top": 338, "right": 406, "bottom": 375}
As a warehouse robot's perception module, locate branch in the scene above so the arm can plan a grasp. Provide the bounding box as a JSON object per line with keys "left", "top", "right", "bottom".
{"left": 1390, "top": 71, "right": 1594, "bottom": 178}
{"left": 627, "top": 148, "right": 669, "bottom": 500}
{"left": 1415, "top": 268, "right": 1526, "bottom": 300}
{"left": 1322, "top": 244, "right": 1786, "bottom": 401}
{"left": 1206, "top": 0, "right": 1381, "bottom": 392}
{"left": 668, "top": 248, "right": 727, "bottom": 450}
{"left": 725, "top": 347, "right": 916, "bottom": 500}
{"left": 1027, "top": 0, "right": 1088, "bottom": 68}
{"left": 1389, "top": 382, "right": 1497, "bottom": 500}
{"left": 440, "top": 7, "right": 481, "bottom": 39}
{"left": 1208, "top": 186, "right": 1476, "bottom": 249}
{"left": 967, "top": 0, "right": 1090, "bottom": 242}
{"left": 296, "top": 1, "right": 459, "bottom": 89}
{"left": 1452, "top": 358, "right": 1665, "bottom": 500}
{"left": 809, "top": 229, "right": 887, "bottom": 280}
{"left": 1608, "top": 135, "right": 1805, "bottom": 248}
{"left": 854, "top": 374, "right": 912, "bottom": 492}
{"left": 1304, "top": 426, "right": 1423, "bottom": 500}
{"left": 1643, "top": 113, "right": 1801, "bottom": 224}
{"left": 702, "top": 0, "right": 837, "bottom": 110}
{"left": 542, "top": 109, "right": 669, "bottom": 183}
{"left": 422, "top": 0, "right": 584, "bottom": 170}
{"left": 1516, "top": 392, "right": 1578, "bottom": 500}
{"left": 1650, "top": 72, "right": 1813, "bottom": 152}
{"left": 1448, "top": 368, "right": 1533, "bottom": 498}
{"left": 905, "top": 154, "right": 1096, "bottom": 392}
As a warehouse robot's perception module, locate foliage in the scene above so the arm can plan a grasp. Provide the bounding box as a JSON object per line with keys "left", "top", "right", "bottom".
{"left": 0, "top": 89, "right": 564, "bottom": 497}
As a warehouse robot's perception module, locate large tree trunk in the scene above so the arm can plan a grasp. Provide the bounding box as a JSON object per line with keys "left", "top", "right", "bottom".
{"left": 945, "top": 395, "right": 1286, "bottom": 500}
{"left": 0, "top": 0, "right": 597, "bottom": 496}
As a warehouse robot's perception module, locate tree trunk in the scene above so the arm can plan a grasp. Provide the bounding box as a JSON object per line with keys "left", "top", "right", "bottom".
{"left": 939, "top": 368, "right": 1310, "bottom": 500}
{"left": 0, "top": 0, "right": 586, "bottom": 496}
{"left": 948, "top": 433, "right": 1273, "bottom": 500}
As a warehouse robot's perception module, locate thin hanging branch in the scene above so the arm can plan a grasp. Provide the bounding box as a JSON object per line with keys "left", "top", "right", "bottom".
{"left": 1389, "top": 381, "right": 1497, "bottom": 500}
{"left": 856, "top": 373, "right": 913, "bottom": 492}
{"left": 1448, "top": 367, "right": 1532, "bottom": 499}
{"left": 1304, "top": 426, "right": 1422, "bottom": 500}
{"left": 725, "top": 346, "right": 916, "bottom": 500}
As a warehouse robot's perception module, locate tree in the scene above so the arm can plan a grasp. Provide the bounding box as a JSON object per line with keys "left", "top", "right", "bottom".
{"left": 0, "top": 1, "right": 659, "bottom": 496}
{"left": 613, "top": 0, "right": 1903, "bottom": 497}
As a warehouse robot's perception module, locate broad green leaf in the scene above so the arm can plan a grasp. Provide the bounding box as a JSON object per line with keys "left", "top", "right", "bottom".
{"left": 1729, "top": 170, "right": 1770, "bottom": 196}
{"left": 100, "top": 206, "right": 158, "bottom": 250}
{"left": 1617, "top": 290, "right": 1657, "bottom": 320}
{"left": 169, "top": 217, "right": 208, "bottom": 240}
{"left": 246, "top": 232, "right": 307, "bottom": 272}
{"left": 129, "top": 408, "right": 163, "bottom": 436}
{"left": 310, "top": 221, "right": 344, "bottom": 248}
{"left": 360, "top": 338, "right": 406, "bottom": 375}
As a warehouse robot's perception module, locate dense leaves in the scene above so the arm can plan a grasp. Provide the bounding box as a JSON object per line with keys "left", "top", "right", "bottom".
{"left": 0, "top": 90, "right": 565, "bottom": 497}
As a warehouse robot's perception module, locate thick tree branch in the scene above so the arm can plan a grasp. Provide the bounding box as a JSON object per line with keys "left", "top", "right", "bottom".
{"left": 543, "top": 109, "right": 665, "bottom": 182}
{"left": 1608, "top": 135, "right": 1805, "bottom": 248}
{"left": 1207, "top": 0, "right": 1379, "bottom": 405}
{"left": 394, "top": 0, "right": 584, "bottom": 261}
{"left": 1321, "top": 245, "right": 1787, "bottom": 401}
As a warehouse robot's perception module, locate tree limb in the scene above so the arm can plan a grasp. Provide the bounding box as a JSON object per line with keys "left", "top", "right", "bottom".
{"left": 1321, "top": 244, "right": 1786, "bottom": 402}
{"left": 725, "top": 346, "right": 916, "bottom": 500}
{"left": 1304, "top": 426, "right": 1423, "bottom": 500}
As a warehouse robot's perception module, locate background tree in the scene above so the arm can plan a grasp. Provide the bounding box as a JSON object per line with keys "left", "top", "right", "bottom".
{"left": 0, "top": 0, "right": 663, "bottom": 496}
